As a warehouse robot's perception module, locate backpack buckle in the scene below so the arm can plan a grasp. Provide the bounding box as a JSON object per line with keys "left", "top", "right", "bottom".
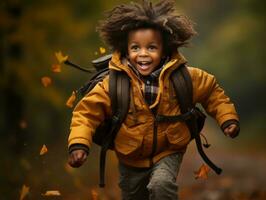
{"left": 190, "top": 108, "right": 197, "bottom": 115}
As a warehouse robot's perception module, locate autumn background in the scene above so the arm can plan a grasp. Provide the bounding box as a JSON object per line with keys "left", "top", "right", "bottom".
{"left": 0, "top": 0, "right": 265, "bottom": 199}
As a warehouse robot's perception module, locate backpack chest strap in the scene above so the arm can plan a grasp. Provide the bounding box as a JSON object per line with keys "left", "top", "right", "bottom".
{"left": 155, "top": 108, "right": 198, "bottom": 123}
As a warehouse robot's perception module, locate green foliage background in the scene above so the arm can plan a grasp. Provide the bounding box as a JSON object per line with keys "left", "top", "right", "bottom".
{"left": 0, "top": 0, "right": 265, "bottom": 199}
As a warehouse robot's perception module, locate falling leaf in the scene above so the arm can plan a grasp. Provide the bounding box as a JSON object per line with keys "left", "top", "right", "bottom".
{"left": 19, "top": 120, "right": 28, "bottom": 129}
{"left": 91, "top": 189, "right": 99, "bottom": 200}
{"left": 19, "top": 185, "right": 30, "bottom": 200}
{"left": 194, "top": 164, "right": 210, "bottom": 179}
{"left": 42, "top": 190, "right": 61, "bottom": 196}
{"left": 40, "top": 144, "right": 48, "bottom": 156}
{"left": 94, "top": 51, "right": 98, "bottom": 56}
{"left": 51, "top": 64, "right": 61, "bottom": 73}
{"left": 99, "top": 47, "right": 106, "bottom": 54}
{"left": 55, "top": 51, "right": 68, "bottom": 63}
{"left": 41, "top": 76, "right": 52, "bottom": 87}
{"left": 66, "top": 91, "right": 77, "bottom": 108}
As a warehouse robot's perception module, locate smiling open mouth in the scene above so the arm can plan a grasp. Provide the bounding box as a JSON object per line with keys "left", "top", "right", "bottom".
{"left": 137, "top": 61, "right": 152, "bottom": 70}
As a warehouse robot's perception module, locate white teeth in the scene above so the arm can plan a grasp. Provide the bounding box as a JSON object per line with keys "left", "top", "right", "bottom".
{"left": 137, "top": 61, "right": 152, "bottom": 70}
{"left": 138, "top": 63, "right": 150, "bottom": 70}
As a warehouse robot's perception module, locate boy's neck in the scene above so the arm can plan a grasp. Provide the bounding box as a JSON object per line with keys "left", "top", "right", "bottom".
{"left": 126, "top": 57, "right": 169, "bottom": 80}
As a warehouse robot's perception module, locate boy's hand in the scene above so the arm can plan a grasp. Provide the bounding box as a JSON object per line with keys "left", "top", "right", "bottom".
{"left": 223, "top": 123, "right": 239, "bottom": 138}
{"left": 68, "top": 149, "right": 87, "bottom": 168}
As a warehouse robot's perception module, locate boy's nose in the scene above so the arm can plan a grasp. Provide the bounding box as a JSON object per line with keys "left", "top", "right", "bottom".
{"left": 139, "top": 48, "right": 148, "bottom": 56}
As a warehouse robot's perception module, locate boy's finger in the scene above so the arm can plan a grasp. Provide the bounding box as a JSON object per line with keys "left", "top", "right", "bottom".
{"left": 82, "top": 153, "right": 87, "bottom": 161}
{"left": 68, "top": 155, "right": 76, "bottom": 166}
{"left": 227, "top": 125, "right": 239, "bottom": 138}
{"left": 69, "top": 157, "right": 83, "bottom": 168}
{"left": 75, "top": 152, "right": 83, "bottom": 160}
{"left": 68, "top": 153, "right": 80, "bottom": 167}
{"left": 77, "top": 151, "right": 87, "bottom": 160}
{"left": 68, "top": 150, "right": 87, "bottom": 168}
{"left": 224, "top": 128, "right": 230, "bottom": 136}
{"left": 224, "top": 124, "right": 236, "bottom": 135}
{"left": 230, "top": 127, "right": 239, "bottom": 138}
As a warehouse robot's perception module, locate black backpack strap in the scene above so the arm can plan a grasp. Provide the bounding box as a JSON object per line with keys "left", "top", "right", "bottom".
{"left": 99, "top": 69, "right": 130, "bottom": 187}
{"left": 78, "top": 67, "right": 109, "bottom": 96}
{"left": 171, "top": 65, "right": 222, "bottom": 175}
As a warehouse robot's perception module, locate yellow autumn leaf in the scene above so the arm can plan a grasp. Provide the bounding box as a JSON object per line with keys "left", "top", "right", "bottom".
{"left": 41, "top": 76, "right": 52, "bottom": 87}
{"left": 19, "top": 185, "right": 30, "bottom": 200}
{"left": 51, "top": 64, "right": 61, "bottom": 73}
{"left": 42, "top": 190, "right": 61, "bottom": 196}
{"left": 91, "top": 189, "right": 99, "bottom": 200}
{"left": 194, "top": 164, "right": 211, "bottom": 180}
{"left": 55, "top": 51, "right": 68, "bottom": 64}
{"left": 99, "top": 47, "right": 106, "bottom": 54}
{"left": 66, "top": 91, "right": 77, "bottom": 108}
{"left": 40, "top": 144, "right": 48, "bottom": 155}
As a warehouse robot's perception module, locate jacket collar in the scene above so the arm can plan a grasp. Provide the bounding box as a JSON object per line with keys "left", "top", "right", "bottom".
{"left": 109, "top": 51, "right": 187, "bottom": 109}
{"left": 109, "top": 51, "right": 187, "bottom": 78}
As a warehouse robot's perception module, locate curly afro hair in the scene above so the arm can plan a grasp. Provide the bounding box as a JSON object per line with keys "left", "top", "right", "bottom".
{"left": 97, "top": 0, "right": 197, "bottom": 56}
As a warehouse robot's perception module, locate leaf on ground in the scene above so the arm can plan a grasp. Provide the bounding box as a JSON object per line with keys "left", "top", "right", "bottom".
{"left": 91, "top": 189, "right": 99, "bottom": 200}
{"left": 42, "top": 190, "right": 61, "bottom": 196}
{"left": 55, "top": 51, "right": 68, "bottom": 64}
{"left": 51, "top": 64, "right": 61, "bottom": 73}
{"left": 66, "top": 91, "right": 76, "bottom": 108}
{"left": 40, "top": 144, "right": 48, "bottom": 156}
{"left": 194, "top": 164, "right": 210, "bottom": 180}
{"left": 19, "top": 185, "right": 30, "bottom": 200}
{"left": 41, "top": 76, "right": 52, "bottom": 87}
{"left": 99, "top": 47, "right": 106, "bottom": 54}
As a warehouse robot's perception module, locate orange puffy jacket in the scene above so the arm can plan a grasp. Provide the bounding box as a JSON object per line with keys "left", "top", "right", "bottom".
{"left": 68, "top": 51, "right": 239, "bottom": 168}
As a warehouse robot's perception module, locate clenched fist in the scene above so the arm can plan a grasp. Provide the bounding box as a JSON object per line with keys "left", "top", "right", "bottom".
{"left": 68, "top": 149, "right": 88, "bottom": 168}
{"left": 223, "top": 123, "right": 239, "bottom": 138}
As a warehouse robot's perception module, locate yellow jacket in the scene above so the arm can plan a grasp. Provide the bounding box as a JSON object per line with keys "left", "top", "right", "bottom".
{"left": 68, "top": 51, "right": 239, "bottom": 167}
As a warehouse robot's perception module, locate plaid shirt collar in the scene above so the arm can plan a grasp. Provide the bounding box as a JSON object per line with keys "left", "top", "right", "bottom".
{"left": 127, "top": 58, "right": 169, "bottom": 106}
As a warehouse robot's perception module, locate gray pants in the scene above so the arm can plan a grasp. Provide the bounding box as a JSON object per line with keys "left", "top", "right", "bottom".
{"left": 118, "top": 153, "right": 183, "bottom": 200}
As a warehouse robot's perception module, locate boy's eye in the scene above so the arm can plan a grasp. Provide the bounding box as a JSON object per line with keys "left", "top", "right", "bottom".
{"left": 130, "top": 45, "right": 139, "bottom": 51}
{"left": 148, "top": 45, "right": 157, "bottom": 50}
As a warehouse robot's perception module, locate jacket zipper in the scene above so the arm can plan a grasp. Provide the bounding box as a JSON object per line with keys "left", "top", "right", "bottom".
{"left": 110, "top": 61, "right": 159, "bottom": 166}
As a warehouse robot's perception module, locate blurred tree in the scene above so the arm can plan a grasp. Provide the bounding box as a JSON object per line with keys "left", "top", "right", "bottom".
{"left": 0, "top": 0, "right": 29, "bottom": 198}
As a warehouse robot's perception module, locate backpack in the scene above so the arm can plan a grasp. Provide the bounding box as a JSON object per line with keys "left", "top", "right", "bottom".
{"left": 67, "top": 54, "right": 222, "bottom": 187}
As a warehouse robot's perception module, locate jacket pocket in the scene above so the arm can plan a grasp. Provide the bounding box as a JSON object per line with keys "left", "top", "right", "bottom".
{"left": 114, "top": 130, "right": 143, "bottom": 157}
{"left": 124, "top": 108, "right": 146, "bottom": 128}
{"left": 165, "top": 123, "right": 191, "bottom": 150}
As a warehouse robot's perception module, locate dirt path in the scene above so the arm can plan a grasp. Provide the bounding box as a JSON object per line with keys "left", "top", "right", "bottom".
{"left": 178, "top": 148, "right": 266, "bottom": 200}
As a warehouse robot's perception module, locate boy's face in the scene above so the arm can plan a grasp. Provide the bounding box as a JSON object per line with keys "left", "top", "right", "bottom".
{"left": 127, "top": 28, "right": 163, "bottom": 76}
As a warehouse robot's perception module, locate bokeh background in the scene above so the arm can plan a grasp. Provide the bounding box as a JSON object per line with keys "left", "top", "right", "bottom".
{"left": 0, "top": 0, "right": 265, "bottom": 199}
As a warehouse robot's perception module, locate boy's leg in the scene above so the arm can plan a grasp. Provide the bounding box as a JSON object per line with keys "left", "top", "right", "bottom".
{"left": 147, "top": 152, "right": 183, "bottom": 200}
{"left": 118, "top": 163, "right": 151, "bottom": 200}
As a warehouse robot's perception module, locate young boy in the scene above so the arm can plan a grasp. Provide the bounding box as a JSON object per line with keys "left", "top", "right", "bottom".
{"left": 68, "top": 0, "right": 240, "bottom": 199}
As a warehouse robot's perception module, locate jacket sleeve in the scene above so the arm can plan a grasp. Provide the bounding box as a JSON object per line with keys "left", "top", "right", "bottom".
{"left": 68, "top": 76, "right": 111, "bottom": 149}
{"left": 189, "top": 67, "right": 239, "bottom": 127}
